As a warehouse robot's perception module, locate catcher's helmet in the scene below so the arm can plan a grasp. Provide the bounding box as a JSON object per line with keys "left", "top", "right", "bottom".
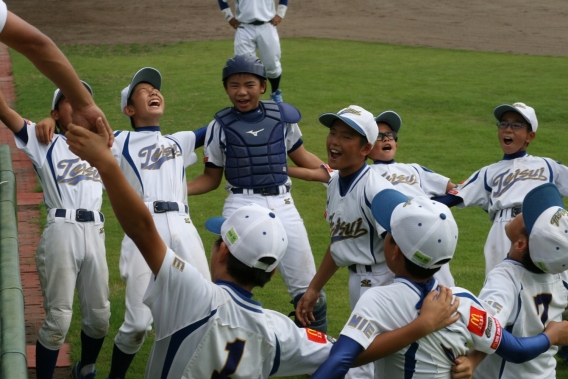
{"left": 222, "top": 54, "right": 266, "bottom": 81}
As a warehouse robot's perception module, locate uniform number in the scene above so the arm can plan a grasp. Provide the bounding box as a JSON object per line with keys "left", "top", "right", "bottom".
{"left": 533, "top": 293, "right": 553, "bottom": 325}
{"left": 211, "top": 339, "right": 246, "bottom": 379}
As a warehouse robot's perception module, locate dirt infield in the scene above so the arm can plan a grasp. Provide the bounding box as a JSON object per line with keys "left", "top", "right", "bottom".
{"left": 6, "top": 0, "right": 568, "bottom": 57}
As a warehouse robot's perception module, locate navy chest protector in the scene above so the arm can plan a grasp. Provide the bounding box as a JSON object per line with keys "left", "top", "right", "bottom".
{"left": 215, "top": 101, "right": 301, "bottom": 188}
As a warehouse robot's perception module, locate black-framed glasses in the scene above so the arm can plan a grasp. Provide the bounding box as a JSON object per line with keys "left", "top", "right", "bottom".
{"left": 496, "top": 121, "right": 527, "bottom": 130}
{"left": 377, "top": 131, "right": 397, "bottom": 140}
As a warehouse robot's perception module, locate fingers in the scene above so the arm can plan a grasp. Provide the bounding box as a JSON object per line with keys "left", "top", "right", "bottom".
{"left": 98, "top": 115, "right": 114, "bottom": 147}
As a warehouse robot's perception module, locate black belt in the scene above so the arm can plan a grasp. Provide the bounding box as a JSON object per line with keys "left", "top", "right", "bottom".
{"left": 55, "top": 209, "right": 104, "bottom": 223}
{"left": 153, "top": 201, "right": 188, "bottom": 214}
{"left": 348, "top": 264, "right": 373, "bottom": 274}
{"left": 247, "top": 20, "right": 267, "bottom": 26}
{"left": 230, "top": 185, "right": 290, "bottom": 196}
{"left": 499, "top": 206, "right": 522, "bottom": 218}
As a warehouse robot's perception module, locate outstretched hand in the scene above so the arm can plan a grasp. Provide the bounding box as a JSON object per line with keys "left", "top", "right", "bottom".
{"left": 70, "top": 103, "right": 114, "bottom": 147}
{"left": 418, "top": 285, "right": 460, "bottom": 333}
{"left": 65, "top": 117, "right": 114, "bottom": 168}
{"left": 295, "top": 288, "right": 319, "bottom": 326}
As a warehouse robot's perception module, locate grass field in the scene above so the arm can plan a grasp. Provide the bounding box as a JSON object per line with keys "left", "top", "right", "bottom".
{"left": 10, "top": 38, "right": 568, "bottom": 378}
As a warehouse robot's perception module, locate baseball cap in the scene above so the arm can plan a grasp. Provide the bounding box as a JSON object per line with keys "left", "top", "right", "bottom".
{"left": 120, "top": 67, "right": 162, "bottom": 116}
{"left": 522, "top": 183, "right": 568, "bottom": 274}
{"left": 375, "top": 110, "right": 402, "bottom": 133}
{"left": 205, "top": 203, "right": 288, "bottom": 272}
{"left": 52, "top": 81, "right": 93, "bottom": 110}
{"left": 494, "top": 102, "right": 538, "bottom": 132}
{"left": 371, "top": 189, "right": 458, "bottom": 269}
{"left": 319, "top": 105, "right": 378, "bottom": 145}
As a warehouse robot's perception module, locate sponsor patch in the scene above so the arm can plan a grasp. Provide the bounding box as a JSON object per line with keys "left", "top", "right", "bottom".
{"left": 485, "top": 300, "right": 503, "bottom": 314}
{"left": 361, "top": 279, "right": 372, "bottom": 287}
{"left": 467, "top": 306, "right": 487, "bottom": 337}
{"left": 485, "top": 317, "right": 493, "bottom": 338}
{"left": 225, "top": 227, "right": 239, "bottom": 245}
{"left": 203, "top": 156, "right": 209, "bottom": 163}
{"left": 412, "top": 251, "right": 432, "bottom": 266}
{"left": 448, "top": 189, "right": 459, "bottom": 195}
{"left": 306, "top": 328, "right": 327, "bottom": 344}
{"left": 490, "top": 318, "right": 502, "bottom": 349}
{"left": 172, "top": 255, "right": 186, "bottom": 272}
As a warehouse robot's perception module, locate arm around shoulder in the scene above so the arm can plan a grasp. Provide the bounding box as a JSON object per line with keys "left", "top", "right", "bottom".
{"left": 288, "top": 145, "right": 324, "bottom": 169}
{"left": 187, "top": 165, "right": 224, "bottom": 195}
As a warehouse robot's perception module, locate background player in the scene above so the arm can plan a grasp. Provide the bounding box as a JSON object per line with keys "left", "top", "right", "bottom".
{"left": 187, "top": 54, "right": 328, "bottom": 332}
{"left": 0, "top": 83, "right": 110, "bottom": 379}
{"left": 310, "top": 189, "right": 568, "bottom": 379}
{"left": 435, "top": 102, "right": 568, "bottom": 274}
{"left": 218, "top": 0, "right": 288, "bottom": 102}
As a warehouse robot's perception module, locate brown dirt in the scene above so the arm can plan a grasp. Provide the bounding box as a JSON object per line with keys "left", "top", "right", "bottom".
{"left": 6, "top": 0, "right": 568, "bottom": 56}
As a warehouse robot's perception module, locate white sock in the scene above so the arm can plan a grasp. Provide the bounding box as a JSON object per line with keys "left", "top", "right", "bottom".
{"left": 80, "top": 363, "right": 96, "bottom": 376}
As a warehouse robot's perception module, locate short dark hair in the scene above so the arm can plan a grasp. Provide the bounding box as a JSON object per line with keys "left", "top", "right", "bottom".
{"left": 217, "top": 237, "right": 276, "bottom": 287}
{"left": 358, "top": 134, "right": 369, "bottom": 147}
{"left": 222, "top": 73, "right": 266, "bottom": 89}
{"left": 389, "top": 235, "right": 448, "bottom": 279}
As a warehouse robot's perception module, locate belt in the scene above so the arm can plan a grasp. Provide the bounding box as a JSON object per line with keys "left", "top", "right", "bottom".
{"left": 153, "top": 201, "right": 189, "bottom": 214}
{"left": 247, "top": 20, "right": 267, "bottom": 26}
{"left": 498, "top": 206, "right": 522, "bottom": 219}
{"left": 348, "top": 264, "right": 373, "bottom": 274}
{"left": 231, "top": 185, "right": 290, "bottom": 196}
{"left": 54, "top": 208, "right": 104, "bottom": 223}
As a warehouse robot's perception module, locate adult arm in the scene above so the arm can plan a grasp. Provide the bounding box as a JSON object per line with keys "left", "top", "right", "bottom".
{"left": 187, "top": 166, "right": 224, "bottom": 195}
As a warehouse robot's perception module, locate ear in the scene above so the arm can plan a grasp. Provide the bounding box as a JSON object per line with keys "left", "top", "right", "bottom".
{"left": 50, "top": 109, "right": 59, "bottom": 121}
{"left": 512, "top": 233, "right": 529, "bottom": 254}
{"left": 269, "top": 267, "right": 277, "bottom": 277}
{"left": 260, "top": 80, "right": 267, "bottom": 95}
{"left": 217, "top": 241, "right": 230, "bottom": 264}
{"left": 361, "top": 142, "right": 374, "bottom": 156}
{"left": 526, "top": 131, "right": 536, "bottom": 143}
{"left": 123, "top": 105, "right": 136, "bottom": 118}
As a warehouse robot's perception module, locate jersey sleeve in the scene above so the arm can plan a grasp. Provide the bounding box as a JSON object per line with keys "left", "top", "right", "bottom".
{"left": 285, "top": 122, "right": 303, "bottom": 153}
{"left": 203, "top": 119, "right": 225, "bottom": 168}
{"left": 451, "top": 166, "right": 491, "bottom": 210}
{"left": 477, "top": 265, "right": 518, "bottom": 326}
{"left": 13, "top": 121, "right": 50, "bottom": 168}
{"left": 0, "top": 1, "right": 7, "bottom": 33}
{"left": 170, "top": 131, "right": 198, "bottom": 167}
{"left": 269, "top": 312, "right": 333, "bottom": 376}
{"left": 365, "top": 170, "right": 395, "bottom": 235}
{"left": 412, "top": 164, "right": 451, "bottom": 197}
{"left": 547, "top": 158, "right": 568, "bottom": 197}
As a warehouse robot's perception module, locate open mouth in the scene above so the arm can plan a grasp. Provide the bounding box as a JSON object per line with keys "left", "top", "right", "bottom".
{"left": 503, "top": 137, "right": 513, "bottom": 145}
{"left": 329, "top": 149, "right": 341, "bottom": 160}
{"left": 149, "top": 98, "right": 161, "bottom": 107}
{"left": 382, "top": 144, "right": 392, "bottom": 151}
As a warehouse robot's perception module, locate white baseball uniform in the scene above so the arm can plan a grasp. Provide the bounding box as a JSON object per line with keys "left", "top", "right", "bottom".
{"left": 111, "top": 128, "right": 211, "bottom": 354}
{"left": 0, "top": 1, "right": 7, "bottom": 32}
{"left": 452, "top": 152, "right": 568, "bottom": 273}
{"left": 14, "top": 121, "right": 110, "bottom": 350}
{"left": 371, "top": 161, "right": 455, "bottom": 286}
{"left": 342, "top": 279, "right": 502, "bottom": 378}
{"left": 143, "top": 248, "right": 333, "bottom": 378}
{"left": 475, "top": 258, "right": 568, "bottom": 379}
{"left": 218, "top": 0, "right": 286, "bottom": 79}
{"left": 204, "top": 116, "right": 316, "bottom": 298}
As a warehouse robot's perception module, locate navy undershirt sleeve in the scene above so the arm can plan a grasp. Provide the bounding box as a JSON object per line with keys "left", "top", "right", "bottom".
{"left": 496, "top": 331, "right": 550, "bottom": 363}
{"left": 193, "top": 125, "right": 207, "bottom": 149}
{"left": 13, "top": 122, "right": 28, "bottom": 145}
{"left": 310, "top": 336, "right": 364, "bottom": 379}
{"left": 431, "top": 194, "right": 463, "bottom": 207}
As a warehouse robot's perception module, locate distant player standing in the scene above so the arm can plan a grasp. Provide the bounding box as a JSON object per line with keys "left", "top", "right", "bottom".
{"left": 218, "top": 0, "right": 287, "bottom": 102}
{"left": 0, "top": 83, "right": 110, "bottom": 379}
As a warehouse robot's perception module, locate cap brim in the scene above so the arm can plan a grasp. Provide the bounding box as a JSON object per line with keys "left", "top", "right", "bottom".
{"left": 52, "top": 81, "right": 93, "bottom": 110}
{"left": 205, "top": 216, "right": 227, "bottom": 235}
{"left": 493, "top": 104, "right": 532, "bottom": 126}
{"left": 319, "top": 113, "right": 366, "bottom": 137}
{"left": 371, "top": 189, "right": 410, "bottom": 233}
{"left": 523, "top": 183, "right": 563, "bottom": 235}
{"left": 127, "top": 67, "right": 162, "bottom": 101}
{"left": 375, "top": 111, "right": 402, "bottom": 133}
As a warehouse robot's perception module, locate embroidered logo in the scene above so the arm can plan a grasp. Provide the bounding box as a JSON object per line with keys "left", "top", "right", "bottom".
{"left": 492, "top": 168, "right": 547, "bottom": 198}
{"left": 490, "top": 318, "right": 502, "bottom": 349}
{"left": 172, "top": 255, "right": 186, "bottom": 272}
{"left": 246, "top": 129, "right": 264, "bottom": 137}
{"left": 225, "top": 227, "right": 239, "bottom": 245}
{"left": 361, "top": 279, "right": 372, "bottom": 287}
{"left": 306, "top": 329, "right": 327, "bottom": 344}
{"left": 467, "top": 306, "right": 487, "bottom": 337}
{"left": 139, "top": 143, "right": 181, "bottom": 170}
{"left": 56, "top": 158, "right": 102, "bottom": 185}
{"left": 329, "top": 213, "right": 368, "bottom": 243}
{"left": 382, "top": 173, "right": 419, "bottom": 186}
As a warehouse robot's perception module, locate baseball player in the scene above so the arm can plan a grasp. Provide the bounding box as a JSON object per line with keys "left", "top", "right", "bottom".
{"left": 218, "top": 0, "right": 287, "bottom": 102}
{"left": 0, "top": 84, "right": 110, "bottom": 379}
{"left": 434, "top": 102, "right": 568, "bottom": 274}
{"left": 310, "top": 189, "right": 568, "bottom": 379}
{"left": 0, "top": 1, "right": 112, "bottom": 140}
{"left": 97, "top": 67, "right": 211, "bottom": 379}
{"left": 187, "top": 54, "right": 328, "bottom": 332}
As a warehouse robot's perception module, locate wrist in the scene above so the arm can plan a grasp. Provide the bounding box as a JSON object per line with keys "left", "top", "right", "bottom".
{"left": 542, "top": 331, "right": 554, "bottom": 346}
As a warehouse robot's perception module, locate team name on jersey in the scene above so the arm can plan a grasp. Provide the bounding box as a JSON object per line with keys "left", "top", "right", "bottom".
{"left": 347, "top": 314, "right": 375, "bottom": 339}
{"left": 492, "top": 167, "right": 547, "bottom": 198}
{"left": 56, "top": 158, "right": 101, "bottom": 185}
{"left": 381, "top": 172, "right": 419, "bottom": 186}
{"left": 139, "top": 143, "right": 181, "bottom": 170}
{"left": 328, "top": 213, "right": 368, "bottom": 243}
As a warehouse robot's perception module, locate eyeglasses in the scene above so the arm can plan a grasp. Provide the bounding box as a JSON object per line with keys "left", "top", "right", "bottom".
{"left": 377, "top": 131, "right": 397, "bottom": 140}
{"left": 496, "top": 121, "right": 527, "bottom": 130}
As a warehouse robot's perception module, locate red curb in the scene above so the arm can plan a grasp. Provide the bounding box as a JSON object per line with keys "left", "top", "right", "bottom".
{"left": 0, "top": 43, "right": 71, "bottom": 378}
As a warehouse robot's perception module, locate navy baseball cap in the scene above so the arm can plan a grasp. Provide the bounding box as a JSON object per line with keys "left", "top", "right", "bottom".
{"left": 121, "top": 67, "right": 162, "bottom": 115}
{"left": 52, "top": 81, "right": 93, "bottom": 110}
{"left": 375, "top": 110, "right": 402, "bottom": 133}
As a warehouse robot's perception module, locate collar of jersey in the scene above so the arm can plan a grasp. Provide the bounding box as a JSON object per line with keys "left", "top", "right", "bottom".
{"left": 233, "top": 106, "right": 263, "bottom": 121}
{"left": 216, "top": 279, "right": 260, "bottom": 303}
{"left": 134, "top": 126, "right": 160, "bottom": 132}
{"left": 394, "top": 276, "right": 438, "bottom": 309}
{"left": 338, "top": 163, "right": 369, "bottom": 197}
{"left": 502, "top": 151, "right": 527, "bottom": 160}
{"left": 373, "top": 159, "right": 395, "bottom": 165}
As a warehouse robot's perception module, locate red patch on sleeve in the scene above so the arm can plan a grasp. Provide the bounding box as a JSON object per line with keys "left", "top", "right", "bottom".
{"left": 448, "top": 189, "right": 459, "bottom": 195}
{"left": 467, "top": 306, "right": 487, "bottom": 337}
{"left": 203, "top": 156, "right": 209, "bottom": 163}
{"left": 306, "top": 328, "right": 327, "bottom": 344}
{"left": 490, "top": 318, "right": 502, "bottom": 349}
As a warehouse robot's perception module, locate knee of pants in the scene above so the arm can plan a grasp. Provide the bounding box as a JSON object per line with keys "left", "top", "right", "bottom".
{"left": 82, "top": 304, "right": 111, "bottom": 339}
{"left": 266, "top": 66, "right": 282, "bottom": 79}
{"left": 38, "top": 308, "right": 73, "bottom": 350}
{"left": 114, "top": 329, "right": 150, "bottom": 355}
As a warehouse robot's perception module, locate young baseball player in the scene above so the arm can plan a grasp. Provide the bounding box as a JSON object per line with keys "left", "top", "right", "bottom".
{"left": 0, "top": 0, "right": 112, "bottom": 141}
{"left": 435, "top": 102, "right": 568, "bottom": 274}
{"left": 187, "top": 54, "right": 328, "bottom": 332}
{"left": 218, "top": 0, "right": 287, "bottom": 102}
{"left": 65, "top": 119, "right": 465, "bottom": 379}
{"left": 309, "top": 188, "right": 568, "bottom": 379}
{"left": 0, "top": 84, "right": 109, "bottom": 379}
{"left": 468, "top": 183, "right": 568, "bottom": 378}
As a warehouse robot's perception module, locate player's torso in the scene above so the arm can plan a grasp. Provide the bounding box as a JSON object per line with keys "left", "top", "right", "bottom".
{"left": 372, "top": 162, "right": 441, "bottom": 198}
{"left": 113, "top": 131, "right": 195, "bottom": 203}
{"left": 235, "top": 0, "right": 275, "bottom": 23}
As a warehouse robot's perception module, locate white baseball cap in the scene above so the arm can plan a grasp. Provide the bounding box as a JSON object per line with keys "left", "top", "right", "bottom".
{"left": 371, "top": 190, "right": 458, "bottom": 269}
{"left": 375, "top": 110, "right": 402, "bottom": 133}
{"left": 120, "top": 67, "right": 162, "bottom": 116}
{"left": 494, "top": 102, "right": 538, "bottom": 132}
{"left": 319, "top": 105, "right": 378, "bottom": 145}
{"left": 205, "top": 203, "right": 288, "bottom": 272}
{"left": 523, "top": 183, "right": 568, "bottom": 274}
{"left": 52, "top": 80, "right": 93, "bottom": 110}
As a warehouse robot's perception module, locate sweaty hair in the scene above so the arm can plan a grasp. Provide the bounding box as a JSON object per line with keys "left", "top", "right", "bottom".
{"left": 389, "top": 235, "right": 447, "bottom": 279}
{"left": 215, "top": 237, "right": 276, "bottom": 287}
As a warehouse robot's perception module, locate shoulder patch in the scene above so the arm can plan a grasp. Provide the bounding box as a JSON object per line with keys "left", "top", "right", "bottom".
{"left": 490, "top": 318, "right": 503, "bottom": 349}
{"left": 305, "top": 328, "right": 327, "bottom": 344}
{"left": 467, "top": 306, "right": 487, "bottom": 337}
{"left": 172, "top": 254, "right": 186, "bottom": 272}
{"left": 277, "top": 102, "right": 302, "bottom": 123}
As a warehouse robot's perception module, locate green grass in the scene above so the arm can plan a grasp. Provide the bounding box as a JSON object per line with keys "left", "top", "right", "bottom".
{"left": 10, "top": 38, "right": 568, "bottom": 377}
